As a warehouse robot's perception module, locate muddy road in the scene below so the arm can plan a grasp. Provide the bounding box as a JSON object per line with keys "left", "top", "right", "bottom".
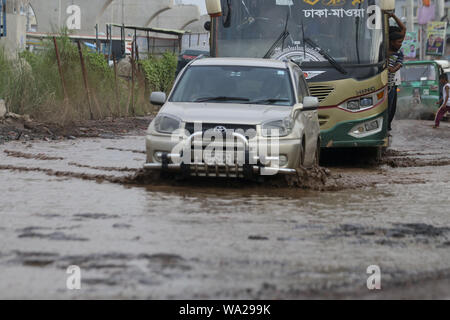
{"left": 0, "top": 119, "right": 449, "bottom": 299}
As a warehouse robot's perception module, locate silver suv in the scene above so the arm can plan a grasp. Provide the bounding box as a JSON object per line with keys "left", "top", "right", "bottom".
{"left": 145, "top": 57, "right": 320, "bottom": 178}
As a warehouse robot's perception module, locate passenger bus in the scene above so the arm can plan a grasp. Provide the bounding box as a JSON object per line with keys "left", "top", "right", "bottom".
{"left": 205, "top": 0, "right": 395, "bottom": 157}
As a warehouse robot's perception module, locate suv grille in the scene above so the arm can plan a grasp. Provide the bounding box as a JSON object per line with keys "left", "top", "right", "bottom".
{"left": 184, "top": 123, "right": 257, "bottom": 139}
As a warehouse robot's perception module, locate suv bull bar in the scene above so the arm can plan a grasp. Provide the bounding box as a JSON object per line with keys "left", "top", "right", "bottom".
{"left": 144, "top": 132, "right": 297, "bottom": 178}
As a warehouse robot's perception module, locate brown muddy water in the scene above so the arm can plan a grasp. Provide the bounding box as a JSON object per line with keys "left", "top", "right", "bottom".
{"left": 0, "top": 119, "right": 449, "bottom": 299}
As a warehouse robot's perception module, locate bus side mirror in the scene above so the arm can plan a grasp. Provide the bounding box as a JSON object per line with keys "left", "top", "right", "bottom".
{"left": 206, "top": 0, "right": 222, "bottom": 17}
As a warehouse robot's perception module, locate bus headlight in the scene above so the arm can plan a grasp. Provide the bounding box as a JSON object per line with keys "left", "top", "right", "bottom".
{"left": 349, "top": 117, "right": 383, "bottom": 138}
{"left": 340, "top": 88, "right": 385, "bottom": 112}
{"left": 347, "top": 100, "right": 360, "bottom": 111}
{"left": 360, "top": 97, "right": 373, "bottom": 107}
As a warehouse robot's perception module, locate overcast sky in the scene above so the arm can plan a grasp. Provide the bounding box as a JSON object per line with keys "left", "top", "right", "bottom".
{"left": 180, "top": 0, "right": 207, "bottom": 14}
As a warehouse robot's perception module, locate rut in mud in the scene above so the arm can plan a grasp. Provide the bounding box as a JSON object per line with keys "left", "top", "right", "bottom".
{"left": 4, "top": 150, "right": 65, "bottom": 161}
{"left": 0, "top": 163, "right": 332, "bottom": 190}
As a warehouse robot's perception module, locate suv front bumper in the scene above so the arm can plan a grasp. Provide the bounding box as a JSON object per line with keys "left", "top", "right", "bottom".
{"left": 144, "top": 131, "right": 300, "bottom": 178}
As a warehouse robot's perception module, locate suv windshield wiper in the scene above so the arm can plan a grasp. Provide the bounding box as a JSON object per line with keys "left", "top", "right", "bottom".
{"left": 304, "top": 38, "right": 347, "bottom": 75}
{"left": 247, "top": 98, "right": 290, "bottom": 105}
{"left": 195, "top": 96, "right": 250, "bottom": 102}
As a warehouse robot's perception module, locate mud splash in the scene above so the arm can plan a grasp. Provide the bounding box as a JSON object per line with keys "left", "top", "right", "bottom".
{"left": 0, "top": 163, "right": 334, "bottom": 191}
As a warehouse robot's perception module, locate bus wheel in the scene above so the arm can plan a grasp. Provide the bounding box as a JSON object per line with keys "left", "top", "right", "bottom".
{"left": 372, "top": 146, "right": 382, "bottom": 162}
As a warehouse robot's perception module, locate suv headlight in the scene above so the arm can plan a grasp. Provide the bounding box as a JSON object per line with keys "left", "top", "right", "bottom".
{"left": 154, "top": 114, "right": 182, "bottom": 134}
{"left": 261, "top": 118, "right": 293, "bottom": 137}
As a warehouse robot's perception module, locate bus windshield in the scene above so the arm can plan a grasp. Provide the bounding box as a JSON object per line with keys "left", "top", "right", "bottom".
{"left": 216, "top": 0, "right": 384, "bottom": 65}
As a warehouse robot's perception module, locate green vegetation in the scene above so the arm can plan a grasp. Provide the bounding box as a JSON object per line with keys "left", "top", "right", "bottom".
{"left": 140, "top": 52, "right": 177, "bottom": 94}
{"left": 0, "top": 33, "right": 178, "bottom": 123}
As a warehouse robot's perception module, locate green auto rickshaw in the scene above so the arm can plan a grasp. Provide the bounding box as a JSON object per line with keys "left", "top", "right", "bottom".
{"left": 397, "top": 60, "right": 445, "bottom": 120}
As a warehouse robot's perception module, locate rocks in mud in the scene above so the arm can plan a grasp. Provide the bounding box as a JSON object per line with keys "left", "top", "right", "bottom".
{"left": 10, "top": 251, "right": 60, "bottom": 268}
{"left": 112, "top": 223, "right": 132, "bottom": 229}
{"left": 248, "top": 235, "right": 269, "bottom": 240}
{"left": 0, "top": 99, "right": 6, "bottom": 119}
{"left": 73, "top": 213, "right": 119, "bottom": 220}
{"left": 5, "top": 112, "right": 27, "bottom": 121}
{"left": 18, "top": 231, "right": 89, "bottom": 242}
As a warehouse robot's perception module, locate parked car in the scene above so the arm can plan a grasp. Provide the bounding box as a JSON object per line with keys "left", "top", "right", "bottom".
{"left": 175, "top": 48, "right": 209, "bottom": 76}
{"left": 145, "top": 57, "right": 321, "bottom": 179}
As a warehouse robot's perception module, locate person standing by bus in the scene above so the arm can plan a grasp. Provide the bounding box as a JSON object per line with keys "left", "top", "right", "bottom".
{"left": 386, "top": 13, "right": 406, "bottom": 132}
{"left": 387, "top": 32, "right": 405, "bottom": 132}
{"left": 433, "top": 74, "right": 450, "bottom": 128}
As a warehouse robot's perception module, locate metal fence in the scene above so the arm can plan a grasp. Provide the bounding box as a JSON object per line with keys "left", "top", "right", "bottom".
{"left": 134, "top": 33, "right": 209, "bottom": 58}
{"left": 0, "top": 0, "right": 6, "bottom": 37}
{"left": 136, "top": 36, "right": 180, "bottom": 57}
{"left": 181, "top": 33, "right": 209, "bottom": 50}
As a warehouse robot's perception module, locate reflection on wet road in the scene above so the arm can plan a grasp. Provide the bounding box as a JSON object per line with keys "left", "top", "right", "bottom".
{"left": 0, "top": 120, "right": 449, "bottom": 299}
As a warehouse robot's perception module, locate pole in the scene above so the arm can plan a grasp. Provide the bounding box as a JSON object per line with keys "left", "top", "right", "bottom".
{"left": 109, "top": 24, "right": 113, "bottom": 62}
{"left": 95, "top": 24, "right": 100, "bottom": 54}
{"left": 420, "top": 24, "right": 424, "bottom": 60}
{"left": 113, "top": 54, "right": 121, "bottom": 117}
{"left": 0, "top": 0, "right": 6, "bottom": 37}
{"left": 147, "top": 31, "right": 150, "bottom": 58}
{"left": 437, "top": 0, "right": 445, "bottom": 21}
{"left": 106, "top": 23, "right": 110, "bottom": 57}
{"left": 407, "top": 0, "right": 414, "bottom": 32}
{"left": 53, "top": 37, "right": 69, "bottom": 103}
{"left": 77, "top": 41, "right": 94, "bottom": 120}
{"left": 130, "top": 39, "right": 136, "bottom": 116}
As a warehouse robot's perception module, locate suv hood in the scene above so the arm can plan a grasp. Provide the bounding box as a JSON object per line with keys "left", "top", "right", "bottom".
{"left": 160, "top": 102, "right": 292, "bottom": 125}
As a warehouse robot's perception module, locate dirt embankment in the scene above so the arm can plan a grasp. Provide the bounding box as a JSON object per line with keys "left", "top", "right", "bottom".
{"left": 0, "top": 114, "right": 153, "bottom": 143}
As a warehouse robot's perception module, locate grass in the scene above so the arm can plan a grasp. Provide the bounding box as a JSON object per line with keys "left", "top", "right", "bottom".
{"left": 0, "top": 32, "right": 177, "bottom": 124}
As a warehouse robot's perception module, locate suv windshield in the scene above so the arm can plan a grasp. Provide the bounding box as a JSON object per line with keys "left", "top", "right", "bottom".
{"left": 401, "top": 64, "right": 437, "bottom": 82}
{"left": 170, "top": 65, "right": 295, "bottom": 106}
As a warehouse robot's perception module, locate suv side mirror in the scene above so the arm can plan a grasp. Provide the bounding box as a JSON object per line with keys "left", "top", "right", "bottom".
{"left": 150, "top": 92, "right": 167, "bottom": 106}
{"left": 303, "top": 96, "right": 319, "bottom": 111}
